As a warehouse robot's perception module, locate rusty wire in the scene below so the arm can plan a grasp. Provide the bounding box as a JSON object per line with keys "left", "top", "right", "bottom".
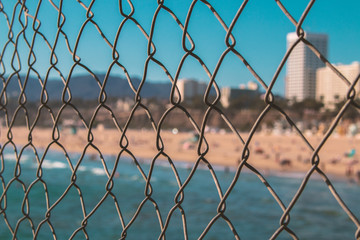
{"left": 0, "top": 0, "right": 360, "bottom": 239}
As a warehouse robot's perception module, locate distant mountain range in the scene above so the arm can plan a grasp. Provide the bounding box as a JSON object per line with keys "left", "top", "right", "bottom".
{"left": 2, "top": 74, "right": 173, "bottom": 101}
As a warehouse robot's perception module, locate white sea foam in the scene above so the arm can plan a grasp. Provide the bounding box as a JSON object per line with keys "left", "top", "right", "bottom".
{"left": 41, "top": 160, "right": 67, "bottom": 169}
{"left": 130, "top": 175, "right": 141, "bottom": 181}
{"left": 272, "top": 171, "right": 306, "bottom": 179}
{"left": 3, "top": 153, "right": 17, "bottom": 160}
{"left": 77, "top": 166, "right": 87, "bottom": 172}
{"left": 91, "top": 168, "right": 106, "bottom": 176}
{"left": 3, "top": 153, "right": 30, "bottom": 162}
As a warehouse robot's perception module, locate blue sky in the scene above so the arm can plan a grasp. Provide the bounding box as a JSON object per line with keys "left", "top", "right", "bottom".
{"left": 1, "top": 0, "right": 359, "bottom": 96}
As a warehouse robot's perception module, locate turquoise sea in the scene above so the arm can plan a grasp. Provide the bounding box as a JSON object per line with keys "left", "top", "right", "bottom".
{"left": 1, "top": 148, "right": 359, "bottom": 239}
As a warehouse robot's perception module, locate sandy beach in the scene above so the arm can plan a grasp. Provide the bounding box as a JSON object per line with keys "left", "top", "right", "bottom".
{"left": 1, "top": 126, "right": 360, "bottom": 181}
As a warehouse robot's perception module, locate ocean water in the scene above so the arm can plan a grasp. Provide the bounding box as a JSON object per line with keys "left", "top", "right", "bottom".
{"left": 0, "top": 148, "right": 359, "bottom": 240}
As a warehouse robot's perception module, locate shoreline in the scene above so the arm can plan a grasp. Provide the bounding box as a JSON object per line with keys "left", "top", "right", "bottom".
{"left": 1, "top": 126, "right": 360, "bottom": 183}
{"left": 7, "top": 146, "right": 353, "bottom": 185}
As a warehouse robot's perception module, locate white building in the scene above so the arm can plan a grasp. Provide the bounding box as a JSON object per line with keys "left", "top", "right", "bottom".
{"left": 177, "top": 79, "right": 207, "bottom": 102}
{"left": 116, "top": 98, "right": 134, "bottom": 111}
{"left": 247, "top": 81, "right": 259, "bottom": 91}
{"left": 285, "top": 32, "right": 328, "bottom": 102}
{"left": 316, "top": 61, "right": 360, "bottom": 110}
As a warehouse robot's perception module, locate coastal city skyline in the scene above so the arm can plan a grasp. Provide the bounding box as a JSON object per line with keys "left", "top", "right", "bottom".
{"left": 0, "top": 0, "right": 359, "bottom": 96}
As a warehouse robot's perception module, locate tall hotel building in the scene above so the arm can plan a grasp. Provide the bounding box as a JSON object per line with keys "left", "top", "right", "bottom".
{"left": 285, "top": 32, "right": 328, "bottom": 102}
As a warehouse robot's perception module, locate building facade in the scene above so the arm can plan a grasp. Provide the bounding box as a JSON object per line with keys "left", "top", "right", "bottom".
{"left": 220, "top": 82, "right": 259, "bottom": 108}
{"left": 285, "top": 32, "right": 328, "bottom": 102}
{"left": 316, "top": 61, "right": 360, "bottom": 110}
{"left": 177, "top": 79, "right": 207, "bottom": 102}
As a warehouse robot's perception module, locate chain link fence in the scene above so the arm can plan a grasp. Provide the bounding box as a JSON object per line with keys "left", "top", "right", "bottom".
{"left": 1, "top": 0, "right": 360, "bottom": 239}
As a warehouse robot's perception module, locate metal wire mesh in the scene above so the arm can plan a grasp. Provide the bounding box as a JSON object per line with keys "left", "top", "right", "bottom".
{"left": 0, "top": 0, "right": 360, "bottom": 239}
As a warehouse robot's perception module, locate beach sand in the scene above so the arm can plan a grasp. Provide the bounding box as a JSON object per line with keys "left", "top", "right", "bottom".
{"left": 1, "top": 126, "right": 360, "bottom": 181}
